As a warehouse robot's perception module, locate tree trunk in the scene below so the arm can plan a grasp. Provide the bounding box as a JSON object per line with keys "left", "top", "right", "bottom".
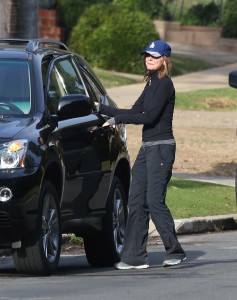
{"left": 0, "top": 0, "right": 12, "bottom": 37}
{"left": 11, "top": 0, "right": 39, "bottom": 38}
{"left": 0, "top": 0, "right": 39, "bottom": 39}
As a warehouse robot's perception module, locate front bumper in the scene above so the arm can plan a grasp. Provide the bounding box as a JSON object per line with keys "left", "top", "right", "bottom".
{"left": 0, "top": 167, "right": 41, "bottom": 247}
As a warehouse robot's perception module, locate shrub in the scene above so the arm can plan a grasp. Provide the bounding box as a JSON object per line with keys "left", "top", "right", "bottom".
{"left": 221, "top": 0, "right": 237, "bottom": 38}
{"left": 113, "top": 0, "right": 166, "bottom": 20}
{"left": 180, "top": 2, "right": 220, "bottom": 27}
{"left": 69, "top": 234, "right": 84, "bottom": 246}
{"left": 69, "top": 3, "right": 158, "bottom": 74}
{"left": 56, "top": 0, "right": 112, "bottom": 41}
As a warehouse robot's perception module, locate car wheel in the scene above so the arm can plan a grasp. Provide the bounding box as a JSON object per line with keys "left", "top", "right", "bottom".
{"left": 84, "top": 176, "right": 127, "bottom": 267}
{"left": 12, "top": 180, "right": 61, "bottom": 275}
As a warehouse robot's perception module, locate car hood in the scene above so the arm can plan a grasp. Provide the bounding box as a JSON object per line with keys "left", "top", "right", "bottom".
{"left": 0, "top": 117, "right": 34, "bottom": 140}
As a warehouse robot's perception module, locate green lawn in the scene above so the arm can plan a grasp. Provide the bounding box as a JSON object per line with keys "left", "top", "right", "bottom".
{"left": 167, "top": 178, "right": 236, "bottom": 219}
{"left": 171, "top": 54, "right": 215, "bottom": 76}
{"left": 94, "top": 68, "right": 139, "bottom": 88}
{"left": 176, "top": 87, "right": 237, "bottom": 111}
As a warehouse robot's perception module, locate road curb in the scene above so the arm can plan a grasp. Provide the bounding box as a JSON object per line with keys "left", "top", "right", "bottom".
{"left": 175, "top": 214, "right": 237, "bottom": 235}
{"left": 149, "top": 214, "right": 237, "bottom": 237}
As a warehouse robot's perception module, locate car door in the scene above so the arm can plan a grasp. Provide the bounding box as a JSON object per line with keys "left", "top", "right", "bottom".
{"left": 45, "top": 55, "right": 112, "bottom": 219}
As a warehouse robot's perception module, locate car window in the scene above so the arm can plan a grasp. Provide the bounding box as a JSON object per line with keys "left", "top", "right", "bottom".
{"left": 75, "top": 55, "right": 106, "bottom": 92}
{"left": 41, "top": 59, "right": 50, "bottom": 89}
{"left": 47, "top": 58, "right": 87, "bottom": 114}
{"left": 80, "top": 69, "right": 104, "bottom": 103}
{"left": 0, "top": 59, "right": 31, "bottom": 115}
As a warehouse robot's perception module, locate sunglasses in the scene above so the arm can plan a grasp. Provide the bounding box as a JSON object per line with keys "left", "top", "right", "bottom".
{"left": 145, "top": 53, "right": 162, "bottom": 59}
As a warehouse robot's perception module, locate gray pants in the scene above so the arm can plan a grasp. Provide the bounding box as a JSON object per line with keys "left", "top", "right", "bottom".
{"left": 121, "top": 144, "right": 186, "bottom": 266}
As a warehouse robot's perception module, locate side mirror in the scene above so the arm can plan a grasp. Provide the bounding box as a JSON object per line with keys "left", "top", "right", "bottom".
{"left": 57, "top": 94, "right": 92, "bottom": 118}
{"left": 229, "top": 71, "right": 237, "bottom": 89}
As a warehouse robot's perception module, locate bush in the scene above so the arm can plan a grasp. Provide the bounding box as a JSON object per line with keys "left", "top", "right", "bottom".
{"left": 113, "top": 0, "right": 167, "bottom": 20}
{"left": 180, "top": 2, "right": 220, "bottom": 27}
{"left": 69, "top": 3, "right": 158, "bottom": 74}
{"left": 221, "top": 0, "right": 237, "bottom": 38}
{"left": 56, "top": 0, "right": 112, "bottom": 41}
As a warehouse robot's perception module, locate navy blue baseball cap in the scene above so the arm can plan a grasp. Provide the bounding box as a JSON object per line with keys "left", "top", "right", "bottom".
{"left": 141, "top": 40, "right": 171, "bottom": 57}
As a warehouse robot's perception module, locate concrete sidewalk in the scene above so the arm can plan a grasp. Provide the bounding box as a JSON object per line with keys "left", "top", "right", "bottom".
{"left": 173, "top": 172, "right": 235, "bottom": 187}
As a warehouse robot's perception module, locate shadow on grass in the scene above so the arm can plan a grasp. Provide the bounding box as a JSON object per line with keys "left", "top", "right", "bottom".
{"left": 205, "top": 161, "right": 236, "bottom": 178}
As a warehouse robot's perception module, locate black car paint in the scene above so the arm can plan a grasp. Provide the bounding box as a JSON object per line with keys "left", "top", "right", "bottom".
{"left": 0, "top": 40, "right": 130, "bottom": 250}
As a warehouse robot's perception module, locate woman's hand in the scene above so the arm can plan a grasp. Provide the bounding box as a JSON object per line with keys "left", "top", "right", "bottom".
{"left": 94, "top": 102, "right": 100, "bottom": 112}
{"left": 102, "top": 117, "right": 115, "bottom": 127}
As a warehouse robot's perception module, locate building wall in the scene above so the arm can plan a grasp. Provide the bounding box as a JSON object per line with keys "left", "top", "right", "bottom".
{"left": 154, "top": 20, "right": 237, "bottom": 52}
{"left": 39, "top": 8, "right": 64, "bottom": 41}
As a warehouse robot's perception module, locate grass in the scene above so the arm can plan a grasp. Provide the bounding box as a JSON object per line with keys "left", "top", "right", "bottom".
{"left": 167, "top": 178, "right": 236, "bottom": 219}
{"left": 94, "top": 68, "right": 138, "bottom": 88}
{"left": 176, "top": 87, "right": 237, "bottom": 111}
{"left": 171, "top": 54, "right": 215, "bottom": 76}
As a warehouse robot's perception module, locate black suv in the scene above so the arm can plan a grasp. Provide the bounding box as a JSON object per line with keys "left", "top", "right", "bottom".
{"left": 0, "top": 39, "right": 131, "bottom": 275}
{"left": 229, "top": 70, "right": 237, "bottom": 201}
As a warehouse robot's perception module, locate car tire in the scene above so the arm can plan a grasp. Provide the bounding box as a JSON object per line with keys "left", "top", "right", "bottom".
{"left": 12, "top": 180, "right": 61, "bottom": 275}
{"left": 84, "top": 176, "right": 127, "bottom": 267}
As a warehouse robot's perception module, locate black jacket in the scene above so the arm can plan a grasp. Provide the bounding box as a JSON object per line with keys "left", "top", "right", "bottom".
{"left": 100, "top": 72, "right": 175, "bottom": 142}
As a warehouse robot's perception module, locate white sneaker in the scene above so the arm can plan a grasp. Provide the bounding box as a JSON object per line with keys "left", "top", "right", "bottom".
{"left": 163, "top": 256, "right": 186, "bottom": 267}
{"left": 114, "top": 261, "right": 149, "bottom": 270}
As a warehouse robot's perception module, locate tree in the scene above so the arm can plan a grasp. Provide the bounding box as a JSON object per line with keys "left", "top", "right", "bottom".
{"left": 180, "top": 2, "right": 220, "bottom": 26}
{"left": 69, "top": 3, "right": 158, "bottom": 74}
{"left": 12, "top": 0, "right": 39, "bottom": 38}
{"left": 0, "top": 0, "right": 15, "bottom": 38}
{"left": 57, "top": 0, "right": 112, "bottom": 42}
{"left": 222, "top": 0, "right": 237, "bottom": 38}
{"left": 113, "top": 0, "right": 164, "bottom": 19}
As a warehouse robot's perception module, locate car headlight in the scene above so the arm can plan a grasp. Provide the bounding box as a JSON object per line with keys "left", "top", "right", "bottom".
{"left": 0, "top": 139, "right": 28, "bottom": 169}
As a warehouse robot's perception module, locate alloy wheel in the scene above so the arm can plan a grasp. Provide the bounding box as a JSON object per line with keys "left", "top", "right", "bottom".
{"left": 42, "top": 193, "right": 60, "bottom": 263}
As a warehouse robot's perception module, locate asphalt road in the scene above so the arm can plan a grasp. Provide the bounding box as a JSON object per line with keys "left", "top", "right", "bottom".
{"left": 1, "top": 230, "right": 237, "bottom": 300}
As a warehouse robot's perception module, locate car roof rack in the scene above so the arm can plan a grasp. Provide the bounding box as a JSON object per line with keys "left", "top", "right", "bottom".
{"left": 0, "top": 38, "right": 69, "bottom": 52}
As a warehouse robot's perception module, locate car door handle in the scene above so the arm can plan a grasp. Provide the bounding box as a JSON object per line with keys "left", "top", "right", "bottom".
{"left": 89, "top": 125, "right": 115, "bottom": 136}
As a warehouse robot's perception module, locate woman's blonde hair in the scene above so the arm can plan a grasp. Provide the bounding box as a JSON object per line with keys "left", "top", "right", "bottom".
{"left": 143, "top": 56, "right": 172, "bottom": 82}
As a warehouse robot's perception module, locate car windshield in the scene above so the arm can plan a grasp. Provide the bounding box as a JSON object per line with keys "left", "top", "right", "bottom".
{"left": 0, "top": 59, "right": 31, "bottom": 116}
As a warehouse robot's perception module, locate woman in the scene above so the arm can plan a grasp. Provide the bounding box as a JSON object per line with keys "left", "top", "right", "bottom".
{"left": 97, "top": 40, "right": 186, "bottom": 269}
